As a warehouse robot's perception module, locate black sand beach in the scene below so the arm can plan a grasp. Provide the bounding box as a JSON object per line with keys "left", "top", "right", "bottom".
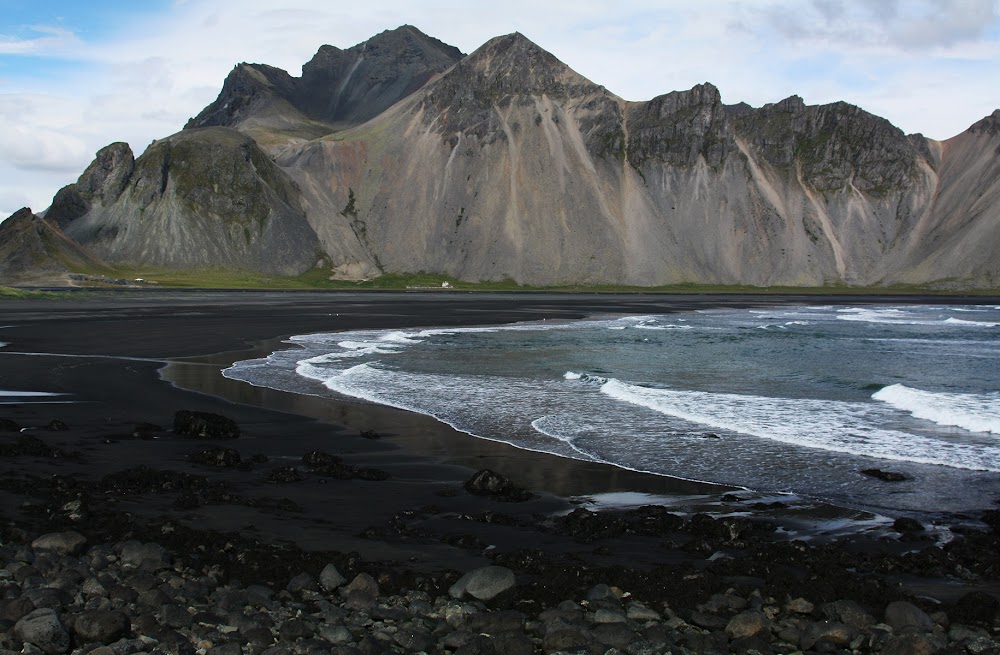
{"left": 2, "top": 291, "right": 999, "bottom": 654}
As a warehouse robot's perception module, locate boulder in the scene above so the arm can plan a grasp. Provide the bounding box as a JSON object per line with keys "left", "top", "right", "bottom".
{"left": 882, "top": 633, "right": 939, "bottom": 655}
{"left": 120, "top": 541, "right": 172, "bottom": 571}
{"left": 14, "top": 608, "right": 70, "bottom": 654}
{"left": 187, "top": 446, "right": 241, "bottom": 468}
{"left": 302, "top": 450, "right": 340, "bottom": 467}
{"left": 464, "top": 469, "right": 532, "bottom": 502}
{"left": 31, "top": 532, "right": 87, "bottom": 557}
{"left": 893, "top": 517, "right": 925, "bottom": 533}
{"left": 449, "top": 565, "right": 516, "bottom": 601}
{"left": 951, "top": 591, "right": 1000, "bottom": 626}
{"left": 885, "top": 600, "right": 934, "bottom": 633}
{"left": 71, "top": 610, "right": 130, "bottom": 643}
{"left": 319, "top": 564, "right": 346, "bottom": 592}
{"left": 267, "top": 466, "right": 302, "bottom": 483}
{"left": 726, "top": 610, "right": 771, "bottom": 639}
{"left": 862, "top": 468, "right": 908, "bottom": 482}
{"left": 800, "top": 620, "right": 853, "bottom": 651}
{"left": 173, "top": 410, "right": 240, "bottom": 440}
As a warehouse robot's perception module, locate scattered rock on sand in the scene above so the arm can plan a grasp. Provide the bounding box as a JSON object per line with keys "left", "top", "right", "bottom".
{"left": 449, "top": 565, "right": 516, "bottom": 601}
{"left": 893, "top": 516, "right": 925, "bottom": 533}
{"left": 31, "top": 531, "right": 87, "bottom": 556}
{"left": 464, "top": 468, "right": 533, "bottom": 502}
{"left": 268, "top": 466, "right": 302, "bottom": 483}
{"left": 187, "top": 446, "right": 241, "bottom": 468}
{"left": 862, "top": 468, "right": 908, "bottom": 482}
{"left": 302, "top": 450, "right": 340, "bottom": 466}
{"left": 173, "top": 410, "right": 240, "bottom": 440}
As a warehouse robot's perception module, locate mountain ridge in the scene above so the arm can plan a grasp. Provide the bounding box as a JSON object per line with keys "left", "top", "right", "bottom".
{"left": 3, "top": 27, "right": 998, "bottom": 289}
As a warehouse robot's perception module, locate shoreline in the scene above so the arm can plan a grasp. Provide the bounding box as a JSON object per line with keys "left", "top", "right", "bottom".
{"left": 1, "top": 292, "right": 999, "bottom": 626}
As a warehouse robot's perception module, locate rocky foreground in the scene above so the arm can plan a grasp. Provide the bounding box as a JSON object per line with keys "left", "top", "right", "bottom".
{"left": 3, "top": 507, "right": 1000, "bottom": 655}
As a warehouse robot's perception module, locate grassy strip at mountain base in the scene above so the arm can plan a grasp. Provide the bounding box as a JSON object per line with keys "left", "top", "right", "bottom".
{"left": 52, "top": 267, "right": 1000, "bottom": 295}
{"left": 0, "top": 286, "right": 71, "bottom": 299}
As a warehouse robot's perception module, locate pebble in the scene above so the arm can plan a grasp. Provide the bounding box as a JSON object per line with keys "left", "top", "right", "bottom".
{"left": 0, "top": 527, "right": 994, "bottom": 655}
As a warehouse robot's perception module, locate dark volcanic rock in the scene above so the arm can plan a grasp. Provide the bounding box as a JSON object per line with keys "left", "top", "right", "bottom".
{"left": 71, "top": 609, "right": 130, "bottom": 643}
{"left": 893, "top": 517, "right": 925, "bottom": 533}
{"left": 187, "top": 446, "right": 242, "bottom": 468}
{"left": 268, "top": 466, "right": 302, "bottom": 483}
{"left": 302, "top": 450, "right": 341, "bottom": 467}
{"left": 951, "top": 591, "right": 999, "bottom": 626}
{"left": 0, "top": 435, "right": 66, "bottom": 458}
{"left": 174, "top": 410, "right": 240, "bottom": 440}
{"left": 862, "top": 468, "right": 908, "bottom": 482}
{"left": 0, "top": 418, "right": 19, "bottom": 432}
{"left": 14, "top": 608, "right": 70, "bottom": 654}
{"left": 464, "top": 469, "right": 533, "bottom": 502}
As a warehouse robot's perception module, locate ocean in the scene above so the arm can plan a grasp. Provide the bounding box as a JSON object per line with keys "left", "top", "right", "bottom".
{"left": 223, "top": 304, "right": 1000, "bottom": 520}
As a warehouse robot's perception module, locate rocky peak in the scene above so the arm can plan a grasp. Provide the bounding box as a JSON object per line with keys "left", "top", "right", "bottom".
{"left": 45, "top": 143, "right": 136, "bottom": 228}
{"left": 626, "top": 83, "right": 732, "bottom": 169}
{"left": 967, "top": 109, "right": 1000, "bottom": 137}
{"left": 458, "top": 32, "right": 590, "bottom": 98}
{"left": 420, "top": 32, "right": 603, "bottom": 140}
{"left": 187, "top": 26, "right": 462, "bottom": 134}
{"left": 185, "top": 63, "right": 298, "bottom": 130}
{"left": 769, "top": 95, "right": 807, "bottom": 114}
{"left": 294, "top": 25, "right": 463, "bottom": 126}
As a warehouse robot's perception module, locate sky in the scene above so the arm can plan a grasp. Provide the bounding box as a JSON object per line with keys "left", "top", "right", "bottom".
{"left": 1, "top": 0, "right": 999, "bottom": 218}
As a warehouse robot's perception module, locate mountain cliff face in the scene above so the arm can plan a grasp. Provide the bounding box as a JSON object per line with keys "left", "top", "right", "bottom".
{"left": 5, "top": 28, "right": 999, "bottom": 288}
{"left": 61, "top": 128, "right": 320, "bottom": 275}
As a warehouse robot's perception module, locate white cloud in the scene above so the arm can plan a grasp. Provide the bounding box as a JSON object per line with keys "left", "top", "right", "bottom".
{"left": 0, "top": 0, "right": 998, "bottom": 217}
{"left": 0, "top": 26, "right": 81, "bottom": 56}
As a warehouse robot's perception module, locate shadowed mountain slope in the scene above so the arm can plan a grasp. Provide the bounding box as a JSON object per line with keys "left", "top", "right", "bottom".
{"left": 0, "top": 208, "right": 108, "bottom": 284}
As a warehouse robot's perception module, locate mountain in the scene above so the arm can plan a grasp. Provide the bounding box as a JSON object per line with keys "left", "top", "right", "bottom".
{"left": 0, "top": 208, "right": 108, "bottom": 284}
{"left": 4, "top": 27, "right": 999, "bottom": 289}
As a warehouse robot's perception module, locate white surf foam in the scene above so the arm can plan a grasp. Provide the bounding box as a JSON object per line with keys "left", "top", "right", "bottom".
{"left": 873, "top": 384, "right": 1000, "bottom": 434}
{"left": 0, "top": 390, "right": 64, "bottom": 397}
{"left": 600, "top": 379, "right": 1000, "bottom": 472}
{"left": 943, "top": 317, "right": 999, "bottom": 328}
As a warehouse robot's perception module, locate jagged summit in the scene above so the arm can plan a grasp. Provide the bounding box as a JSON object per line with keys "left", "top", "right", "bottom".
{"left": 418, "top": 31, "right": 613, "bottom": 140}
{"left": 449, "top": 31, "right": 596, "bottom": 99}
{"left": 968, "top": 109, "right": 1000, "bottom": 136}
{"left": 186, "top": 25, "right": 463, "bottom": 135}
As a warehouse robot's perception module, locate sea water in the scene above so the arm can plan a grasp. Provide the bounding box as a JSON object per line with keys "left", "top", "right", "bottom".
{"left": 224, "top": 304, "right": 1000, "bottom": 519}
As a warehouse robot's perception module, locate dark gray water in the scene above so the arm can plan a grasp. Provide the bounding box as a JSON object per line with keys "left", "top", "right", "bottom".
{"left": 225, "top": 304, "right": 1000, "bottom": 519}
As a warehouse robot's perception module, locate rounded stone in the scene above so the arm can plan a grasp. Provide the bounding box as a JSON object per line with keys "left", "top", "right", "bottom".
{"left": 31, "top": 532, "right": 87, "bottom": 557}
{"left": 448, "top": 566, "right": 516, "bottom": 601}
{"left": 14, "top": 608, "right": 70, "bottom": 655}
{"left": 72, "top": 609, "right": 130, "bottom": 644}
